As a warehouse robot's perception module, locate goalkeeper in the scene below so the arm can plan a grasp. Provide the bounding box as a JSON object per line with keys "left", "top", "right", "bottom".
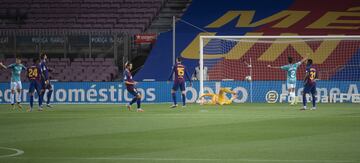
{"left": 199, "top": 87, "right": 237, "bottom": 105}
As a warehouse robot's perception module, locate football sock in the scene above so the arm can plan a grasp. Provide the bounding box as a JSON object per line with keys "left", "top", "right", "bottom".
{"left": 136, "top": 98, "right": 141, "bottom": 109}
{"left": 30, "top": 95, "right": 34, "bottom": 108}
{"left": 10, "top": 92, "right": 15, "bottom": 104}
{"left": 312, "top": 94, "right": 316, "bottom": 108}
{"left": 290, "top": 92, "right": 296, "bottom": 103}
{"left": 38, "top": 92, "right": 43, "bottom": 106}
{"left": 172, "top": 93, "right": 177, "bottom": 105}
{"left": 182, "top": 94, "right": 186, "bottom": 106}
{"left": 47, "top": 90, "right": 53, "bottom": 104}
{"left": 302, "top": 94, "right": 307, "bottom": 107}
{"left": 130, "top": 97, "right": 137, "bottom": 105}
{"left": 16, "top": 91, "right": 21, "bottom": 103}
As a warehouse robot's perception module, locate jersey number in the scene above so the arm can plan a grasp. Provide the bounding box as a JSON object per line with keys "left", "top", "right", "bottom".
{"left": 290, "top": 70, "right": 295, "bottom": 78}
{"left": 28, "top": 69, "right": 38, "bottom": 78}
{"left": 177, "top": 68, "right": 184, "bottom": 76}
{"left": 309, "top": 71, "right": 316, "bottom": 80}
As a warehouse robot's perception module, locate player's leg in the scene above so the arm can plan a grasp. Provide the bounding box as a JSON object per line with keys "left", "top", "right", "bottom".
{"left": 291, "top": 86, "right": 297, "bottom": 105}
{"left": 301, "top": 85, "right": 310, "bottom": 110}
{"left": 136, "top": 92, "right": 143, "bottom": 112}
{"left": 46, "top": 83, "right": 53, "bottom": 107}
{"left": 40, "top": 88, "right": 45, "bottom": 107}
{"left": 28, "top": 82, "right": 35, "bottom": 112}
{"left": 220, "top": 88, "right": 236, "bottom": 94}
{"left": 286, "top": 83, "right": 292, "bottom": 104}
{"left": 302, "top": 92, "right": 307, "bottom": 110}
{"left": 171, "top": 83, "right": 179, "bottom": 108}
{"left": 127, "top": 88, "right": 138, "bottom": 111}
{"left": 15, "top": 81, "right": 23, "bottom": 109}
{"left": 218, "top": 88, "right": 237, "bottom": 105}
{"left": 39, "top": 80, "right": 46, "bottom": 107}
{"left": 288, "top": 83, "right": 296, "bottom": 105}
{"left": 222, "top": 99, "right": 233, "bottom": 105}
{"left": 10, "top": 82, "right": 15, "bottom": 109}
{"left": 180, "top": 81, "right": 186, "bottom": 107}
{"left": 310, "top": 85, "right": 317, "bottom": 110}
{"left": 37, "top": 82, "right": 43, "bottom": 110}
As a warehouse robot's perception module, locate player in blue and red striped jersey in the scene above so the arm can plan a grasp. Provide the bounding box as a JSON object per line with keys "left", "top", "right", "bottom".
{"left": 301, "top": 59, "right": 318, "bottom": 111}
{"left": 39, "top": 52, "right": 53, "bottom": 108}
{"left": 168, "top": 57, "right": 192, "bottom": 108}
{"left": 27, "top": 57, "right": 43, "bottom": 112}
{"left": 124, "top": 62, "right": 144, "bottom": 112}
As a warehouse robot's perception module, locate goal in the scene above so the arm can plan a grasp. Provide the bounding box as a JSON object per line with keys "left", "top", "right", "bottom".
{"left": 199, "top": 35, "right": 360, "bottom": 103}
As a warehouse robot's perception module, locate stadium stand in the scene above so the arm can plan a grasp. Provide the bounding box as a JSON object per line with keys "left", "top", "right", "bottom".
{"left": 0, "top": 0, "right": 165, "bottom": 34}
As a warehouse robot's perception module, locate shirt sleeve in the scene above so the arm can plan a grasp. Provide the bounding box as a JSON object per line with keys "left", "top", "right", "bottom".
{"left": 21, "top": 64, "right": 27, "bottom": 71}
{"left": 168, "top": 65, "right": 175, "bottom": 81}
{"left": 38, "top": 65, "right": 43, "bottom": 79}
{"left": 123, "top": 71, "right": 128, "bottom": 81}
{"left": 7, "top": 64, "right": 14, "bottom": 68}
{"left": 280, "top": 65, "right": 289, "bottom": 70}
{"left": 41, "top": 62, "right": 49, "bottom": 80}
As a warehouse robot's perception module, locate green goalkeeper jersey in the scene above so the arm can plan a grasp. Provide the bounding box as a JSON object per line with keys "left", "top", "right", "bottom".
{"left": 8, "top": 63, "right": 26, "bottom": 82}
{"left": 281, "top": 62, "right": 301, "bottom": 84}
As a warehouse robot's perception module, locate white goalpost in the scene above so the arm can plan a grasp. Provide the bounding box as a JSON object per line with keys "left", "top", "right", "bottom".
{"left": 199, "top": 35, "right": 360, "bottom": 103}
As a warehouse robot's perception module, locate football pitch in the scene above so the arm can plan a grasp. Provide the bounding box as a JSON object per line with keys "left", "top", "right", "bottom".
{"left": 0, "top": 103, "right": 359, "bottom": 163}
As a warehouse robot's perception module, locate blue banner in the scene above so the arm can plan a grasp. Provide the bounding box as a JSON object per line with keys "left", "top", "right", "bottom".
{"left": 0, "top": 81, "right": 359, "bottom": 104}
{"left": 134, "top": 0, "right": 360, "bottom": 81}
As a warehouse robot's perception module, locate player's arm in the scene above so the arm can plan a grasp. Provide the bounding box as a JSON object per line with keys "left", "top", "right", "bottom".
{"left": 123, "top": 71, "right": 137, "bottom": 85}
{"left": 38, "top": 65, "right": 43, "bottom": 80}
{"left": 41, "top": 63, "right": 49, "bottom": 83}
{"left": 167, "top": 66, "right": 175, "bottom": 81}
{"left": 299, "top": 56, "right": 308, "bottom": 64}
{"left": 125, "top": 81, "right": 136, "bottom": 85}
{"left": 0, "top": 62, "right": 6, "bottom": 69}
{"left": 6, "top": 63, "right": 15, "bottom": 69}
{"left": 304, "top": 70, "right": 310, "bottom": 82}
{"left": 267, "top": 65, "right": 281, "bottom": 69}
{"left": 297, "top": 55, "right": 308, "bottom": 66}
{"left": 21, "top": 64, "right": 27, "bottom": 71}
{"left": 315, "top": 70, "right": 320, "bottom": 81}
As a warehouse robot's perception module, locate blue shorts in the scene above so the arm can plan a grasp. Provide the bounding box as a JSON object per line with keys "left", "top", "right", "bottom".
{"left": 127, "top": 87, "right": 140, "bottom": 97}
{"left": 41, "top": 79, "right": 52, "bottom": 90}
{"left": 29, "top": 80, "right": 42, "bottom": 94}
{"left": 172, "top": 81, "right": 185, "bottom": 91}
{"left": 303, "top": 83, "right": 316, "bottom": 95}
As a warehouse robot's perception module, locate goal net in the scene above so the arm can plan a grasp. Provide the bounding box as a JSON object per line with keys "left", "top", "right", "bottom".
{"left": 199, "top": 35, "right": 360, "bottom": 104}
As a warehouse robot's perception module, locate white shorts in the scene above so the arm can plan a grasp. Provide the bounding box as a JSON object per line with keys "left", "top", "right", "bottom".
{"left": 10, "top": 81, "right": 22, "bottom": 90}
{"left": 287, "top": 83, "right": 295, "bottom": 89}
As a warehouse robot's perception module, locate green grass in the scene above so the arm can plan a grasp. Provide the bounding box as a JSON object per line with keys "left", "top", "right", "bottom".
{"left": 0, "top": 103, "right": 359, "bottom": 163}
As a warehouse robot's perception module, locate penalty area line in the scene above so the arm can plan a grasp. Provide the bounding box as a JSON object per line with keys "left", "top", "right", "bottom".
{"left": 0, "top": 147, "right": 24, "bottom": 158}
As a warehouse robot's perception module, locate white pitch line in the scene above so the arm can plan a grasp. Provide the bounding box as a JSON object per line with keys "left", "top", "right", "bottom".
{"left": 0, "top": 147, "right": 24, "bottom": 158}
{"left": 11, "top": 156, "right": 357, "bottom": 163}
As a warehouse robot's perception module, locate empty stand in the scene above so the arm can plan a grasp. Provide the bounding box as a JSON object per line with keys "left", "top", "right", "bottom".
{"left": 0, "top": 0, "right": 165, "bottom": 34}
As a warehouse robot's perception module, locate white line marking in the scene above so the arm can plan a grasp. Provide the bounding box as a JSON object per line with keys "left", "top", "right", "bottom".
{"left": 11, "top": 157, "right": 357, "bottom": 162}
{"left": 0, "top": 147, "right": 24, "bottom": 158}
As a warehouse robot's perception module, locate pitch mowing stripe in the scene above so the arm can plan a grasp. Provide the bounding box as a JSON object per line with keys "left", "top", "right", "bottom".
{"left": 11, "top": 157, "right": 357, "bottom": 162}
{"left": 0, "top": 147, "right": 24, "bottom": 158}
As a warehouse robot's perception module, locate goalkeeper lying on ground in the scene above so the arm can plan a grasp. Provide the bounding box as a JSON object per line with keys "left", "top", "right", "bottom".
{"left": 199, "top": 88, "right": 237, "bottom": 105}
